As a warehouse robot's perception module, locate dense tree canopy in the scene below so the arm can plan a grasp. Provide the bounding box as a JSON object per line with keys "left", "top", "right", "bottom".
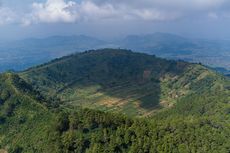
{"left": 0, "top": 49, "right": 229, "bottom": 153}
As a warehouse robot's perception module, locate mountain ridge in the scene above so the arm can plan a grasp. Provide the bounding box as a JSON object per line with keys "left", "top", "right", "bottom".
{"left": 20, "top": 49, "right": 229, "bottom": 116}
{"left": 0, "top": 49, "right": 229, "bottom": 152}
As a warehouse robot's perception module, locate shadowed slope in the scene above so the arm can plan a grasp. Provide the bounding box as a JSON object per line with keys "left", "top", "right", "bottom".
{"left": 19, "top": 49, "right": 225, "bottom": 116}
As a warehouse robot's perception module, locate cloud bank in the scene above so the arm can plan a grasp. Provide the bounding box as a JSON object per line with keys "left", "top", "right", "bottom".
{"left": 1, "top": 0, "right": 230, "bottom": 25}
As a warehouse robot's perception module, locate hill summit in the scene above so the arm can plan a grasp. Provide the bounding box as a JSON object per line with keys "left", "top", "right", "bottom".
{"left": 0, "top": 49, "right": 229, "bottom": 152}
{"left": 20, "top": 49, "right": 229, "bottom": 116}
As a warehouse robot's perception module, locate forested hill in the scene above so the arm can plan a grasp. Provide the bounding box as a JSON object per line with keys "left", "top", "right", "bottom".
{"left": 0, "top": 72, "right": 229, "bottom": 152}
{"left": 0, "top": 49, "right": 229, "bottom": 152}
{"left": 20, "top": 49, "right": 230, "bottom": 116}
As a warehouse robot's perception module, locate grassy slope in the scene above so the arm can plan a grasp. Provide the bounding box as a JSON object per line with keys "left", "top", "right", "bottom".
{"left": 20, "top": 49, "right": 229, "bottom": 116}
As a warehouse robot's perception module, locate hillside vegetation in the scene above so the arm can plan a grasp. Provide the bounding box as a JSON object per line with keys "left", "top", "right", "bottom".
{"left": 21, "top": 49, "right": 229, "bottom": 116}
{"left": 0, "top": 72, "right": 229, "bottom": 153}
{"left": 0, "top": 73, "right": 57, "bottom": 152}
{"left": 0, "top": 49, "right": 229, "bottom": 152}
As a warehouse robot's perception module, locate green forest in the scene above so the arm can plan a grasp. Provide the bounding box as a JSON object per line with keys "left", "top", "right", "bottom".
{"left": 0, "top": 49, "right": 229, "bottom": 153}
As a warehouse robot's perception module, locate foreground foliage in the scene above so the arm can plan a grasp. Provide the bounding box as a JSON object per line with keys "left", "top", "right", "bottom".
{"left": 52, "top": 106, "right": 230, "bottom": 153}
{"left": 0, "top": 49, "right": 229, "bottom": 152}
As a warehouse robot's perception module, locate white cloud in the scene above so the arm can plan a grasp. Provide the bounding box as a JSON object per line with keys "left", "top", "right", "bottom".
{"left": 26, "top": 0, "right": 185, "bottom": 24}
{"left": 31, "top": 0, "right": 79, "bottom": 23}
{"left": 3, "top": 0, "right": 230, "bottom": 26}
{"left": 88, "top": 0, "right": 230, "bottom": 20}
{"left": 79, "top": 1, "right": 182, "bottom": 21}
{"left": 0, "top": 7, "right": 16, "bottom": 25}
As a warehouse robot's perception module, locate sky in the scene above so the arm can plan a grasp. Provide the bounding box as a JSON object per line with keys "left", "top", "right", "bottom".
{"left": 1, "top": 0, "right": 230, "bottom": 40}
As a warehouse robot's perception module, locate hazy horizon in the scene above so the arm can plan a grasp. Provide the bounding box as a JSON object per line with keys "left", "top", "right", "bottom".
{"left": 2, "top": 32, "right": 230, "bottom": 43}
{"left": 0, "top": 0, "right": 230, "bottom": 74}
{"left": 1, "top": 0, "right": 230, "bottom": 41}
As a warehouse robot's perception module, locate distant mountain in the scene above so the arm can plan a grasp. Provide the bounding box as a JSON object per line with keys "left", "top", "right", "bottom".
{"left": 0, "top": 49, "right": 229, "bottom": 152}
{"left": 117, "top": 33, "right": 230, "bottom": 72}
{"left": 117, "top": 32, "right": 196, "bottom": 55}
{"left": 0, "top": 35, "right": 107, "bottom": 72}
{"left": 0, "top": 33, "right": 230, "bottom": 75}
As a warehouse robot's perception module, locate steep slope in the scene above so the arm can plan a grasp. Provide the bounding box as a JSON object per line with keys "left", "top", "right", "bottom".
{"left": 20, "top": 49, "right": 229, "bottom": 116}
{"left": 0, "top": 73, "right": 57, "bottom": 152}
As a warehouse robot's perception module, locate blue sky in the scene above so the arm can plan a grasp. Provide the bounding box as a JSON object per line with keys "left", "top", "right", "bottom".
{"left": 1, "top": 0, "right": 230, "bottom": 40}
